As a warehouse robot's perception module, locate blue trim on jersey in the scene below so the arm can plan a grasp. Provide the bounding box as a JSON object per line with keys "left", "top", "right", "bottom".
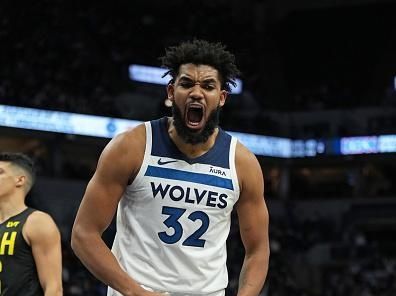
{"left": 145, "top": 165, "right": 234, "bottom": 190}
{"left": 150, "top": 117, "right": 231, "bottom": 169}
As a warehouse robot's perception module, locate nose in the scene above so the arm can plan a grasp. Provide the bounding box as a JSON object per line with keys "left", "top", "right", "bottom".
{"left": 189, "top": 83, "right": 204, "bottom": 100}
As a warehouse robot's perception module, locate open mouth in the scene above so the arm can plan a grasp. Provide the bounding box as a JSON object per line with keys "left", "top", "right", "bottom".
{"left": 186, "top": 104, "right": 204, "bottom": 128}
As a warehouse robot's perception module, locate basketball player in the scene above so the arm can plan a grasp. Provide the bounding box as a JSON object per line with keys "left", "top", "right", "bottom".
{"left": 0, "top": 152, "right": 62, "bottom": 295}
{"left": 71, "top": 40, "right": 269, "bottom": 296}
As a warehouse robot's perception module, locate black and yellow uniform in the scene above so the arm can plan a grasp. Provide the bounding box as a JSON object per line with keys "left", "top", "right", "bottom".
{"left": 0, "top": 208, "right": 43, "bottom": 296}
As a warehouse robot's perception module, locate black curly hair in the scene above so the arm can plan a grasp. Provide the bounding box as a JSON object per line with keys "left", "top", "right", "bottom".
{"left": 159, "top": 39, "right": 241, "bottom": 92}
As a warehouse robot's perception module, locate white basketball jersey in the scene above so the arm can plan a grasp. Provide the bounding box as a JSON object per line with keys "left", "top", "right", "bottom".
{"left": 108, "top": 117, "right": 240, "bottom": 295}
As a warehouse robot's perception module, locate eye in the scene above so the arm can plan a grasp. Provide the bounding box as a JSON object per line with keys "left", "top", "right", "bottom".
{"left": 179, "top": 81, "right": 194, "bottom": 89}
{"left": 202, "top": 84, "right": 216, "bottom": 90}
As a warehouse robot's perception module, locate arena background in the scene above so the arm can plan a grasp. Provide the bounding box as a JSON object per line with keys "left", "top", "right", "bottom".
{"left": 1, "top": 0, "right": 396, "bottom": 295}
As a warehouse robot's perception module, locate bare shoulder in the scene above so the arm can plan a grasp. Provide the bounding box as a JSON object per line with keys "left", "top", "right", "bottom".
{"left": 104, "top": 123, "right": 146, "bottom": 160}
{"left": 25, "top": 210, "right": 57, "bottom": 227}
{"left": 23, "top": 211, "right": 60, "bottom": 245}
{"left": 98, "top": 123, "right": 146, "bottom": 179}
{"left": 234, "top": 140, "right": 264, "bottom": 196}
{"left": 235, "top": 141, "right": 262, "bottom": 175}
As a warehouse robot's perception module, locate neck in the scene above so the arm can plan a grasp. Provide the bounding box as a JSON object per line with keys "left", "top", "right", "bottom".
{"left": 0, "top": 193, "right": 27, "bottom": 223}
{"left": 168, "top": 118, "right": 219, "bottom": 159}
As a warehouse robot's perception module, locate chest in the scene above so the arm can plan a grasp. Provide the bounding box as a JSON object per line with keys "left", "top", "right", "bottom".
{"left": 0, "top": 222, "right": 22, "bottom": 256}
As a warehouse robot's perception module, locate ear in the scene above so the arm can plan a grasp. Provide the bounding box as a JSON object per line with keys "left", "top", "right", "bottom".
{"left": 167, "top": 84, "right": 175, "bottom": 102}
{"left": 15, "top": 175, "right": 26, "bottom": 188}
{"left": 219, "top": 90, "right": 228, "bottom": 107}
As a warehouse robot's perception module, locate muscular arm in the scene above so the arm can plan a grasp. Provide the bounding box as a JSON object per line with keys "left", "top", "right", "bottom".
{"left": 24, "top": 212, "right": 62, "bottom": 296}
{"left": 235, "top": 143, "right": 270, "bottom": 296}
{"left": 71, "top": 125, "right": 163, "bottom": 296}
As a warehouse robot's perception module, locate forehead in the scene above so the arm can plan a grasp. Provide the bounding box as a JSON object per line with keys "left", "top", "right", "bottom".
{"left": 0, "top": 161, "right": 12, "bottom": 172}
{"left": 177, "top": 64, "right": 220, "bottom": 81}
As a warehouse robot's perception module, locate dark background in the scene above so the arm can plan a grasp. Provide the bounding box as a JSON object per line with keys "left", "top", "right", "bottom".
{"left": 1, "top": 0, "right": 396, "bottom": 295}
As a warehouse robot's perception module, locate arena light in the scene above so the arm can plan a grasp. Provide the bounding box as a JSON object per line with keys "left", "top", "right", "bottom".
{"left": 128, "top": 64, "right": 243, "bottom": 94}
{"left": 393, "top": 76, "right": 396, "bottom": 91}
{"left": 340, "top": 135, "right": 396, "bottom": 155}
{"left": 394, "top": 76, "right": 396, "bottom": 90}
{"left": 291, "top": 139, "right": 325, "bottom": 158}
{"left": 228, "top": 131, "right": 292, "bottom": 158}
{"left": 378, "top": 135, "right": 396, "bottom": 153}
{"left": 340, "top": 136, "right": 378, "bottom": 155}
{"left": 0, "top": 104, "right": 288, "bottom": 157}
{"left": 2, "top": 104, "right": 395, "bottom": 157}
{"left": 0, "top": 105, "right": 140, "bottom": 138}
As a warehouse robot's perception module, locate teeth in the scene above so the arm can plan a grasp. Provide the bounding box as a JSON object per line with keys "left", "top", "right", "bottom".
{"left": 186, "top": 106, "right": 203, "bottom": 126}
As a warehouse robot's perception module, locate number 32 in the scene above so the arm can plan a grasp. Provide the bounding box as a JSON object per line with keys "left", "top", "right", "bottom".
{"left": 158, "top": 206, "right": 210, "bottom": 248}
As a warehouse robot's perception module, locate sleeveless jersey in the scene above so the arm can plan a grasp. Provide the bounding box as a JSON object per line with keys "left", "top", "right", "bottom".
{"left": 108, "top": 117, "right": 240, "bottom": 295}
{"left": 0, "top": 208, "right": 43, "bottom": 296}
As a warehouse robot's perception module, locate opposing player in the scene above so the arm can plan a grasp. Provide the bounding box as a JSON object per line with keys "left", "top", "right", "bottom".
{"left": 0, "top": 152, "right": 62, "bottom": 295}
{"left": 71, "top": 39, "right": 269, "bottom": 296}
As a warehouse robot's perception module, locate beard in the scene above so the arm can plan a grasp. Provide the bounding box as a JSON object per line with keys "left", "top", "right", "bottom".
{"left": 172, "top": 103, "right": 220, "bottom": 144}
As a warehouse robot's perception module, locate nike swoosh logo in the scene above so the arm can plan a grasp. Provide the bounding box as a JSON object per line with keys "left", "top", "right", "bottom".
{"left": 157, "top": 158, "right": 178, "bottom": 165}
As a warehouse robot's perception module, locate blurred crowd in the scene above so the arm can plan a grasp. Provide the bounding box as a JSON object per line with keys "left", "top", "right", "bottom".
{"left": 1, "top": 0, "right": 396, "bottom": 137}
{"left": 2, "top": 1, "right": 396, "bottom": 295}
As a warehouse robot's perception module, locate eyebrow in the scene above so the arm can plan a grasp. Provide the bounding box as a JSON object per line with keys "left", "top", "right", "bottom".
{"left": 178, "top": 76, "right": 219, "bottom": 83}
